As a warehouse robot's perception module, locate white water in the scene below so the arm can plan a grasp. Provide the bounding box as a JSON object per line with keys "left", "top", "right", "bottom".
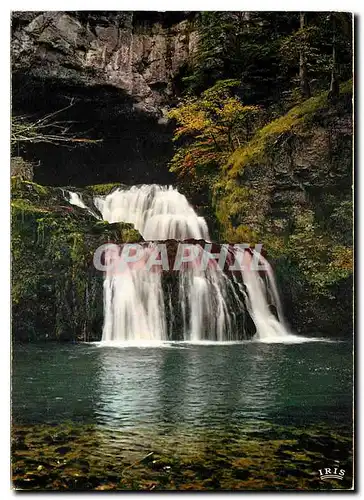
{"left": 68, "top": 191, "right": 88, "bottom": 210}
{"left": 94, "top": 184, "right": 210, "bottom": 241}
{"left": 88, "top": 184, "right": 292, "bottom": 343}
{"left": 102, "top": 253, "right": 167, "bottom": 342}
{"left": 67, "top": 191, "right": 101, "bottom": 219}
{"left": 93, "top": 337, "right": 333, "bottom": 349}
{"left": 238, "top": 250, "right": 291, "bottom": 341}
{"left": 178, "top": 265, "right": 240, "bottom": 342}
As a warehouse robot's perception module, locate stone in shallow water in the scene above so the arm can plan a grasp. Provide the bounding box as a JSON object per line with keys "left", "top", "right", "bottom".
{"left": 11, "top": 422, "right": 353, "bottom": 491}
{"left": 234, "top": 469, "right": 250, "bottom": 480}
{"left": 55, "top": 446, "right": 72, "bottom": 455}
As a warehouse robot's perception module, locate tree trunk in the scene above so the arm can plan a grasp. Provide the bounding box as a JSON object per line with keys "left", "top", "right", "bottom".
{"left": 329, "top": 14, "right": 340, "bottom": 102}
{"left": 299, "top": 12, "right": 311, "bottom": 98}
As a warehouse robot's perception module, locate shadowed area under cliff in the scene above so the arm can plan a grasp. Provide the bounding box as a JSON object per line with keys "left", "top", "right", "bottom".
{"left": 12, "top": 75, "right": 177, "bottom": 187}
{"left": 11, "top": 10, "right": 199, "bottom": 186}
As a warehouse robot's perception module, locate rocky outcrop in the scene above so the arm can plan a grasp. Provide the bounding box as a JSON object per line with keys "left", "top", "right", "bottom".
{"left": 11, "top": 177, "right": 142, "bottom": 341}
{"left": 11, "top": 157, "right": 34, "bottom": 181}
{"left": 213, "top": 85, "right": 353, "bottom": 337}
{"left": 11, "top": 12, "right": 198, "bottom": 187}
{"left": 12, "top": 11, "right": 198, "bottom": 115}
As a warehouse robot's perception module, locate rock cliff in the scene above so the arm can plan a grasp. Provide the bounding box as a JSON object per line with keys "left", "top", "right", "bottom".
{"left": 11, "top": 11, "right": 197, "bottom": 186}
{"left": 213, "top": 84, "right": 353, "bottom": 336}
{"left": 12, "top": 11, "right": 197, "bottom": 115}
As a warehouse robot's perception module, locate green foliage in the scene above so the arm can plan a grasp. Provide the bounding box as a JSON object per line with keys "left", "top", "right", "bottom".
{"left": 182, "top": 12, "right": 352, "bottom": 109}
{"left": 169, "top": 80, "right": 262, "bottom": 179}
{"left": 279, "top": 13, "right": 352, "bottom": 103}
{"left": 212, "top": 179, "right": 260, "bottom": 243}
{"left": 183, "top": 12, "right": 297, "bottom": 105}
{"left": 197, "top": 85, "right": 352, "bottom": 335}
{"left": 182, "top": 12, "right": 244, "bottom": 94}
{"left": 280, "top": 210, "right": 352, "bottom": 291}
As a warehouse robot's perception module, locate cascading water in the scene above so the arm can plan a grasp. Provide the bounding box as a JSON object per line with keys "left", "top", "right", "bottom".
{"left": 68, "top": 191, "right": 88, "bottom": 210}
{"left": 67, "top": 184, "right": 291, "bottom": 342}
{"left": 66, "top": 190, "right": 101, "bottom": 219}
{"left": 237, "top": 250, "right": 289, "bottom": 340}
{"left": 94, "top": 185, "right": 209, "bottom": 241}
{"left": 96, "top": 185, "right": 290, "bottom": 342}
{"left": 102, "top": 254, "right": 167, "bottom": 342}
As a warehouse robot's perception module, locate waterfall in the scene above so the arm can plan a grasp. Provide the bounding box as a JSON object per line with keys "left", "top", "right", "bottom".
{"left": 66, "top": 190, "right": 101, "bottom": 219}
{"left": 68, "top": 185, "right": 290, "bottom": 342}
{"left": 94, "top": 185, "right": 209, "bottom": 241}
{"left": 102, "top": 253, "right": 167, "bottom": 342}
{"left": 238, "top": 250, "right": 289, "bottom": 340}
{"left": 68, "top": 191, "right": 88, "bottom": 210}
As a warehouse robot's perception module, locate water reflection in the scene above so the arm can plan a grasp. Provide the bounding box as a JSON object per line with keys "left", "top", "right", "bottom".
{"left": 92, "top": 342, "right": 351, "bottom": 431}
{"left": 12, "top": 342, "right": 352, "bottom": 431}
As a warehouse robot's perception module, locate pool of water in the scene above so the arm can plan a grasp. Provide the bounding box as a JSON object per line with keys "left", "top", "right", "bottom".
{"left": 12, "top": 340, "right": 353, "bottom": 431}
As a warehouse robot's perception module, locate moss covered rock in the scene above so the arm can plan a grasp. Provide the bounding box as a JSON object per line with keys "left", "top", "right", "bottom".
{"left": 210, "top": 83, "right": 353, "bottom": 337}
{"left": 85, "top": 183, "right": 124, "bottom": 196}
{"left": 11, "top": 177, "right": 142, "bottom": 342}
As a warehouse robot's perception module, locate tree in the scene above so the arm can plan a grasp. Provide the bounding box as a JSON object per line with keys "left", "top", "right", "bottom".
{"left": 279, "top": 12, "right": 352, "bottom": 104}
{"left": 182, "top": 12, "right": 243, "bottom": 94}
{"left": 328, "top": 13, "right": 352, "bottom": 102}
{"left": 168, "top": 80, "right": 261, "bottom": 179}
{"left": 299, "top": 13, "right": 311, "bottom": 98}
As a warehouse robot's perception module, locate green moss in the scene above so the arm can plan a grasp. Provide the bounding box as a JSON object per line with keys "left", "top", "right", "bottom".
{"left": 339, "top": 78, "right": 353, "bottom": 94}
{"left": 11, "top": 176, "right": 50, "bottom": 200}
{"left": 11, "top": 199, "right": 50, "bottom": 214}
{"left": 120, "top": 225, "right": 143, "bottom": 243}
{"left": 11, "top": 178, "right": 141, "bottom": 342}
{"left": 212, "top": 180, "right": 260, "bottom": 243}
{"left": 228, "top": 79, "right": 352, "bottom": 177}
{"left": 92, "top": 221, "right": 142, "bottom": 243}
{"left": 86, "top": 183, "right": 122, "bottom": 196}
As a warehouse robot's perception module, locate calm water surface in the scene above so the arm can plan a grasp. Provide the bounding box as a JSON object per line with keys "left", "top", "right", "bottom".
{"left": 12, "top": 341, "right": 352, "bottom": 432}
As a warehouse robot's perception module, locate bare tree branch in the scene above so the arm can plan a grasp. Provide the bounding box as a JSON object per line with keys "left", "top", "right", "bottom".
{"left": 11, "top": 100, "right": 102, "bottom": 148}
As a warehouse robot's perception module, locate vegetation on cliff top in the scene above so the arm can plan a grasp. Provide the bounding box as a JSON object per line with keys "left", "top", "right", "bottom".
{"left": 228, "top": 79, "right": 353, "bottom": 177}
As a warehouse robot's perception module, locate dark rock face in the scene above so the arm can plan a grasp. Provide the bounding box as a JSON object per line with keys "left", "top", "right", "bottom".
{"left": 252, "top": 110, "right": 353, "bottom": 337}
{"left": 12, "top": 11, "right": 197, "bottom": 115}
{"left": 11, "top": 11, "right": 197, "bottom": 187}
